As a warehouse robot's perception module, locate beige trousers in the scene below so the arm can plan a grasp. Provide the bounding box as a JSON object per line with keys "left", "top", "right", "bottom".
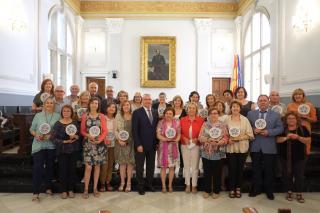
{"left": 181, "top": 145, "right": 200, "bottom": 187}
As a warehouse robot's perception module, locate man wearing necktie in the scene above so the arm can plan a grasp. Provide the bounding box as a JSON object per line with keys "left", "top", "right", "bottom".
{"left": 247, "top": 95, "right": 283, "bottom": 200}
{"left": 132, "top": 94, "right": 159, "bottom": 195}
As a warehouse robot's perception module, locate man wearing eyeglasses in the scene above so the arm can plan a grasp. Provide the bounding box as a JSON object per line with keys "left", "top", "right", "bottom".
{"left": 101, "top": 86, "right": 117, "bottom": 113}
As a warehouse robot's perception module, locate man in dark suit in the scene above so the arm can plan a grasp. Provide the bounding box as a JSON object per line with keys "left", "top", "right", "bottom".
{"left": 247, "top": 95, "right": 283, "bottom": 200}
{"left": 132, "top": 94, "right": 159, "bottom": 195}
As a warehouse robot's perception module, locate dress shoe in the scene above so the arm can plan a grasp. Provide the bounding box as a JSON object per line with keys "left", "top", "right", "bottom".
{"left": 248, "top": 190, "right": 261, "bottom": 197}
{"left": 146, "top": 186, "right": 156, "bottom": 192}
{"left": 138, "top": 188, "right": 145, "bottom": 195}
{"left": 266, "top": 193, "right": 274, "bottom": 200}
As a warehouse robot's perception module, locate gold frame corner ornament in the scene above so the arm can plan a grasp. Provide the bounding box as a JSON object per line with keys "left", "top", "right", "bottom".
{"left": 140, "top": 36, "right": 176, "bottom": 88}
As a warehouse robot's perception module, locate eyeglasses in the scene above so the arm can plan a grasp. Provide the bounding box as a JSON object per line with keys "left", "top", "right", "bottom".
{"left": 210, "top": 112, "right": 219, "bottom": 115}
{"left": 55, "top": 90, "right": 64, "bottom": 92}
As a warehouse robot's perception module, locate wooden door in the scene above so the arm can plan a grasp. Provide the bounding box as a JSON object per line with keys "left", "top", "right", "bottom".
{"left": 212, "top": 78, "right": 230, "bottom": 99}
{"left": 86, "top": 77, "right": 106, "bottom": 98}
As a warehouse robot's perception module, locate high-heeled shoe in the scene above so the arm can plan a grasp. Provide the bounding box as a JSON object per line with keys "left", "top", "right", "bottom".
{"left": 125, "top": 183, "right": 131, "bottom": 192}
{"left": 118, "top": 182, "right": 125, "bottom": 192}
{"left": 93, "top": 189, "right": 100, "bottom": 198}
{"left": 162, "top": 186, "right": 167, "bottom": 193}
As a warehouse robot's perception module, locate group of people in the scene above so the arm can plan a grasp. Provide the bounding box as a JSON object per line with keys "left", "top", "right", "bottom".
{"left": 30, "top": 78, "right": 317, "bottom": 204}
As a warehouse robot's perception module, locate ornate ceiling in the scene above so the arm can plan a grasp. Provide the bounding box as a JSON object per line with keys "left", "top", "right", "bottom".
{"left": 64, "top": 0, "right": 253, "bottom": 18}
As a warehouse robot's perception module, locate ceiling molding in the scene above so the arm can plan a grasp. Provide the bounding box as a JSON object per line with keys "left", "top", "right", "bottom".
{"left": 238, "top": 0, "right": 255, "bottom": 16}
{"left": 64, "top": 0, "right": 81, "bottom": 14}
{"left": 63, "top": 0, "right": 256, "bottom": 18}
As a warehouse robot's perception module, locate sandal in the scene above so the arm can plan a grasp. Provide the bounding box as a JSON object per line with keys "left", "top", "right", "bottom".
{"left": 168, "top": 186, "right": 173, "bottom": 193}
{"left": 125, "top": 183, "right": 131, "bottom": 193}
{"left": 229, "top": 191, "right": 235, "bottom": 198}
{"left": 100, "top": 184, "right": 106, "bottom": 192}
{"left": 46, "top": 189, "right": 53, "bottom": 196}
{"left": 68, "top": 191, "right": 75, "bottom": 198}
{"left": 162, "top": 186, "right": 167, "bottom": 193}
{"left": 106, "top": 183, "right": 114, "bottom": 191}
{"left": 82, "top": 190, "right": 89, "bottom": 199}
{"left": 296, "top": 193, "right": 305, "bottom": 203}
{"left": 32, "top": 194, "right": 40, "bottom": 202}
{"left": 118, "top": 182, "right": 125, "bottom": 192}
{"left": 61, "top": 192, "right": 68, "bottom": 199}
{"left": 235, "top": 188, "right": 242, "bottom": 198}
{"left": 286, "top": 191, "right": 293, "bottom": 201}
{"left": 93, "top": 189, "right": 100, "bottom": 198}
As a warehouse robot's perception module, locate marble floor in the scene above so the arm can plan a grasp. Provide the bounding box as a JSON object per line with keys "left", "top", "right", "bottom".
{"left": 0, "top": 192, "right": 319, "bottom": 213}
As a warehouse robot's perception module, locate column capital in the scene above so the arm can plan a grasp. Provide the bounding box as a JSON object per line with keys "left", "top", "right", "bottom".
{"left": 105, "top": 18, "right": 124, "bottom": 34}
{"left": 194, "top": 18, "right": 213, "bottom": 33}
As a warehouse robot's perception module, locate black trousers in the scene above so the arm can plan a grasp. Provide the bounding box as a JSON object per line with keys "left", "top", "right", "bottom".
{"left": 135, "top": 149, "right": 156, "bottom": 188}
{"left": 58, "top": 152, "right": 77, "bottom": 192}
{"left": 32, "top": 149, "right": 55, "bottom": 194}
{"left": 178, "top": 143, "right": 184, "bottom": 169}
{"left": 227, "top": 153, "right": 247, "bottom": 191}
{"left": 202, "top": 158, "right": 221, "bottom": 194}
{"left": 281, "top": 158, "right": 305, "bottom": 193}
{"left": 250, "top": 152, "right": 275, "bottom": 194}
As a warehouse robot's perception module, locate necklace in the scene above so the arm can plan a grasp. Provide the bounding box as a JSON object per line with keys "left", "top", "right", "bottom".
{"left": 45, "top": 111, "right": 54, "bottom": 124}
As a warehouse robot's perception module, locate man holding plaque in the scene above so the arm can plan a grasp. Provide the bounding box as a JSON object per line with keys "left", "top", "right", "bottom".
{"left": 132, "top": 94, "right": 159, "bottom": 195}
{"left": 247, "top": 95, "right": 283, "bottom": 200}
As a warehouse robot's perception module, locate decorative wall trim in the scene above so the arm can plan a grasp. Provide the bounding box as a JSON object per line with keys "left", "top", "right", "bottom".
{"left": 80, "top": 1, "right": 238, "bottom": 18}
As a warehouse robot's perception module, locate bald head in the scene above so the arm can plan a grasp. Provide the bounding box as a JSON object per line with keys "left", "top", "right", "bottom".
{"left": 88, "top": 82, "right": 98, "bottom": 95}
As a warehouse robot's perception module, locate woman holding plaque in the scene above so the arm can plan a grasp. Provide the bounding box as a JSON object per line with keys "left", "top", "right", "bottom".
{"left": 287, "top": 88, "right": 317, "bottom": 156}
{"left": 224, "top": 100, "right": 254, "bottom": 198}
{"left": 29, "top": 97, "right": 60, "bottom": 202}
{"left": 72, "top": 91, "right": 91, "bottom": 121}
{"left": 152, "top": 92, "right": 171, "bottom": 119}
{"left": 214, "top": 100, "right": 228, "bottom": 190}
{"left": 115, "top": 100, "right": 135, "bottom": 192}
{"left": 276, "top": 112, "right": 311, "bottom": 203}
{"left": 234, "top": 87, "right": 256, "bottom": 117}
{"left": 51, "top": 105, "right": 80, "bottom": 199}
{"left": 99, "top": 103, "right": 117, "bottom": 192}
{"left": 32, "top": 79, "right": 54, "bottom": 112}
{"left": 81, "top": 97, "right": 107, "bottom": 199}
{"left": 180, "top": 102, "right": 204, "bottom": 193}
{"left": 199, "top": 107, "right": 229, "bottom": 199}
{"left": 157, "top": 107, "right": 181, "bottom": 193}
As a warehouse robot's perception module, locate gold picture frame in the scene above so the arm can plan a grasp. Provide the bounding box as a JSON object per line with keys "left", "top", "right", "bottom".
{"left": 140, "top": 36, "right": 176, "bottom": 87}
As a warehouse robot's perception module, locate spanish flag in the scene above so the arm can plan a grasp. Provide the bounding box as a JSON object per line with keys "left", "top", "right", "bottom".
{"left": 231, "top": 54, "right": 242, "bottom": 91}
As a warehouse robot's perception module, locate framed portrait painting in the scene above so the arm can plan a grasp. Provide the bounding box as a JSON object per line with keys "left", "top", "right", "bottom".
{"left": 140, "top": 36, "right": 176, "bottom": 87}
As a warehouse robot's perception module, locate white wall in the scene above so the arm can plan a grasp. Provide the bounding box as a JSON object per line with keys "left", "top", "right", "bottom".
{"left": 0, "top": 0, "right": 39, "bottom": 97}
{"left": 240, "top": 0, "right": 320, "bottom": 99}
{"left": 120, "top": 19, "right": 196, "bottom": 101}
{"left": 0, "top": 0, "right": 79, "bottom": 103}
{"left": 80, "top": 18, "right": 235, "bottom": 103}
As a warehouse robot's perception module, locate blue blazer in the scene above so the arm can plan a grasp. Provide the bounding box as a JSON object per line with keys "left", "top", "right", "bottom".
{"left": 132, "top": 107, "right": 159, "bottom": 151}
{"left": 247, "top": 109, "right": 283, "bottom": 154}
